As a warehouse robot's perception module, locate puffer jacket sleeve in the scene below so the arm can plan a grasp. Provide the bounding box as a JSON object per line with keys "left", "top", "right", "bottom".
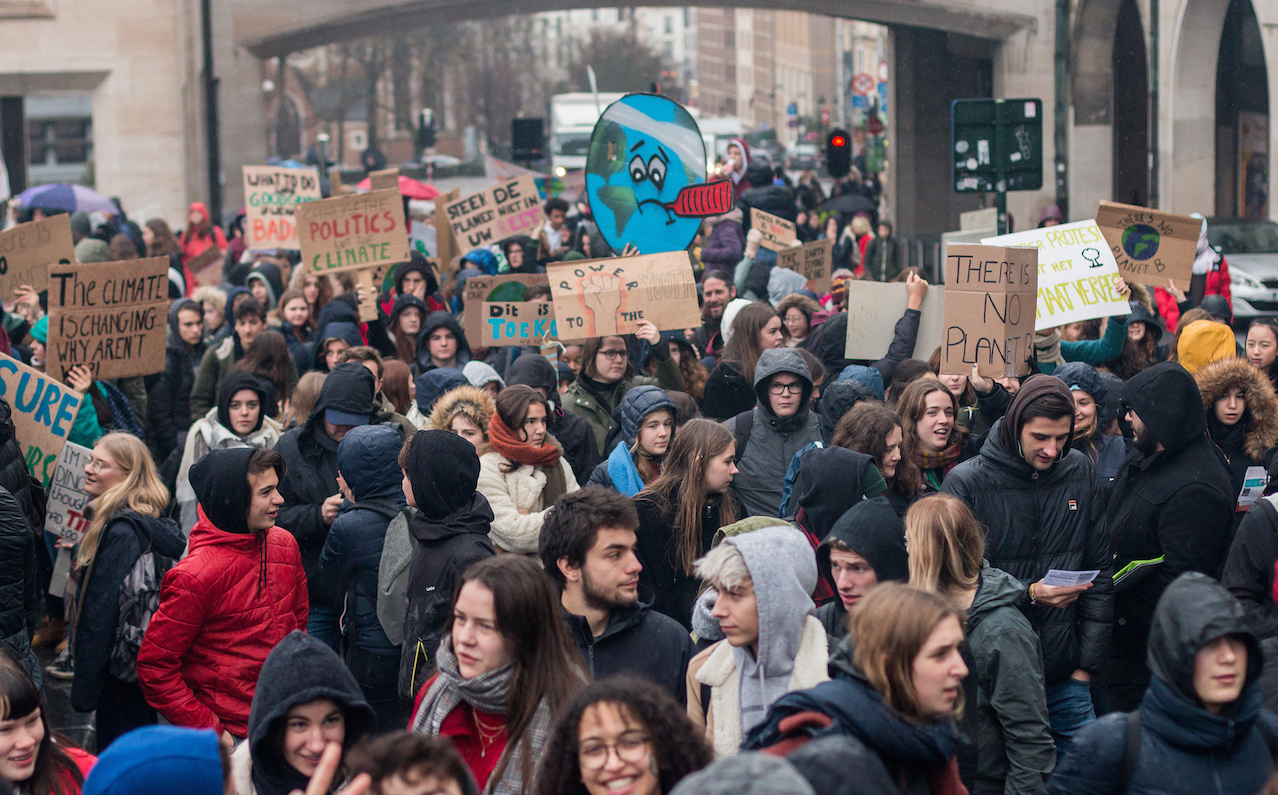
{"left": 1076, "top": 486, "right": 1114, "bottom": 674}
{"left": 70, "top": 520, "right": 142, "bottom": 713}
{"left": 0, "top": 488, "right": 39, "bottom": 687}
{"left": 982, "top": 619, "right": 1055, "bottom": 795}
{"left": 1041, "top": 713, "right": 1126, "bottom": 795}
{"left": 136, "top": 565, "right": 222, "bottom": 733}
{"left": 870, "top": 308, "right": 921, "bottom": 385}
{"left": 1223, "top": 500, "right": 1278, "bottom": 638}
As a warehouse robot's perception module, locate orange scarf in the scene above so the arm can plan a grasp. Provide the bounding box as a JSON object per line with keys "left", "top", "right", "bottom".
{"left": 488, "top": 413, "right": 561, "bottom": 468}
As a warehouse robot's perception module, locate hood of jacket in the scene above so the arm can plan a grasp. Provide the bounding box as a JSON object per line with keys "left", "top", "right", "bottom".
{"left": 217, "top": 370, "right": 271, "bottom": 436}
{"left": 337, "top": 424, "right": 406, "bottom": 502}
{"left": 1122, "top": 362, "right": 1207, "bottom": 455}
{"left": 315, "top": 293, "right": 360, "bottom": 337}
{"left": 190, "top": 447, "right": 258, "bottom": 535}
{"left": 167, "top": 298, "right": 203, "bottom": 355}
{"left": 313, "top": 321, "right": 364, "bottom": 371}
{"left": 792, "top": 447, "right": 875, "bottom": 538}
{"left": 462, "top": 360, "right": 504, "bottom": 392}
{"left": 416, "top": 311, "right": 471, "bottom": 372}
{"left": 84, "top": 726, "right": 224, "bottom": 795}
{"left": 394, "top": 254, "right": 438, "bottom": 296}
{"left": 817, "top": 379, "right": 875, "bottom": 442}
{"left": 768, "top": 266, "right": 809, "bottom": 306}
{"left": 404, "top": 429, "right": 483, "bottom": 521}
{"left": 426, "top": 385, "right": 493, "bottom": 437}
{"left": 1148, "top": 572, "right": 1262, "bottom": 707}
{"left": 753, "top": 347, "right": 814, "bottom": 431}
{"left": 414, "top": 367, "right": 468, "bottom": 416}
{"left": 246, "top": 262, "right": 283, "bottom": 309}
{"left": 967, "top": 565, "right": 1027, "bottom": 634}
{"left": 247, "top": 631, "right": 376, "bottom": 795}
{"left": 506, "top": 353, "right": 557, "bottom": 395}
{"left": 1195, "top": 357, "right": 1278, "bottom": 461}
{"left": 618, "top": 385, "right": 675, "bottom": 447}
{"left": 388, "top": 293, "right": 429, "bottom": 330}
{"left": 816, "top": 496, "right": 908, "bottom": 587}
{"left": 308, "top": 362, "right": 377, "bottom": 432}
{"left": 223, "top": 286, "right": 251, "bottom": 328}
{"left": 1052, "top": 361, "right": 1107, "bottom": 407}
{"left": 1177, "top": 320, "right": 1237, "bottom": 375}
{"left": 998, "top": 374, "right": 1075, "bottom": 460}
{"left": 837, "top": 365, "right": 885, "bottom": 401}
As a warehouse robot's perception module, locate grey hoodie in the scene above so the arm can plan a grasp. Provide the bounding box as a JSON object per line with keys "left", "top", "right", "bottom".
{"left": 725, "top": 524, "right": 819, "bottom": 735}
{"left": 726, "top": 347, "right": 822, "bottom": 517}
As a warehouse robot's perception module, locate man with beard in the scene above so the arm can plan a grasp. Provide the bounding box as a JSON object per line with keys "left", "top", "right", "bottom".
{"left": 694, "top": 270, "right": 737, "bottom": 362}
{"left": 540, "top": 487, "right": 693, "bottom": 702}
{"left": 1100, "top": 361, "right": 1233, "bottom": 713}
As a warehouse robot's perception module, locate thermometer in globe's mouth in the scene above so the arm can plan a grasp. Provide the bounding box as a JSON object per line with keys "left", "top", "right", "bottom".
{"left": 663, "top": 179, "right": 735, "bottom": 218}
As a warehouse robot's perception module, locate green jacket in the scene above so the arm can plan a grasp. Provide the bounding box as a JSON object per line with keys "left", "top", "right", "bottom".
{"left": 564, "top": 353, "right": 684, "bottom": 456}
{"left": 1038, "top": 314, "right": 1129, "bottom": 375}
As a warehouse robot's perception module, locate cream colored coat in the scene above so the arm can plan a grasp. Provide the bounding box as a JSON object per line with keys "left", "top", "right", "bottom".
{"left": 476, "top": 451, "right": 579, "bottom": 554}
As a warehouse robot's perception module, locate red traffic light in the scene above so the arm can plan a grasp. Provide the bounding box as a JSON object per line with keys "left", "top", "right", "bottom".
{"left": 831, "top": 135, "right": 847, "bottom": 148}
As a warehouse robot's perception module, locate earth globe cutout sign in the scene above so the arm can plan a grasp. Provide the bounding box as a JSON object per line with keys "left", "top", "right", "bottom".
{"left": 1121, "top": 223, "right": 1161, "bottom": 261}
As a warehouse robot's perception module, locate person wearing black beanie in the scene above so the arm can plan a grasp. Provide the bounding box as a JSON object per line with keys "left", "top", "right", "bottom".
{"left": 813, "top": 496, "right": 908, "bottom": 642}
{"left": 397, "top": 430, "right": 495, "bottom": 701}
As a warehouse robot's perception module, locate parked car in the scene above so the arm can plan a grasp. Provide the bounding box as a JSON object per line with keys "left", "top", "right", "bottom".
{"left": 1207, "top": 217, "right": 1278, "bottom": 323}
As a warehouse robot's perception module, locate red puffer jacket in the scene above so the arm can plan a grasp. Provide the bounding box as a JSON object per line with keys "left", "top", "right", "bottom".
{"left": 137, "top": 507, "right": 308, "bottom": 738}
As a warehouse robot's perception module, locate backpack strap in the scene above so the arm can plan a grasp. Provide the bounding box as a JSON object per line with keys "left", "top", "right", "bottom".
{"left": 733, "top": 411, "right": 753, "bottom": 463}
{"left": 1119, "top": 710, "right": 1141, "bottom": 794}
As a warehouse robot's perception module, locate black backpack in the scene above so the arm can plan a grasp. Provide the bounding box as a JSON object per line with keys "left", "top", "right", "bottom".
{"left": 108, "top": 525, "right": 177, "bottom": 683}
{"left": 1117, "top": 710, "right": 1278, "bottom": 792}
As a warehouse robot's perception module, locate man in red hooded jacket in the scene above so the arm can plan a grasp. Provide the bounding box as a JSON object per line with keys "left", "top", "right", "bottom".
{"left": 137, "top": 446, "right": 308, "bottom": 746}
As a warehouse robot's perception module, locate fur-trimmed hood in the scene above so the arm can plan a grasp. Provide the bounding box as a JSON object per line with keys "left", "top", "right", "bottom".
{"left": 426, "top": 384, "right": 494, "bottom": 434}
{"left": 1195, "top": 357, "right": 1278, "bottom": 461}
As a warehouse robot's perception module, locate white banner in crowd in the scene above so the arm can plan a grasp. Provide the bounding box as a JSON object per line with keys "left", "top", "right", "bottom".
{"left": 983, "top": 220, "right": 1131, "bottom": 331}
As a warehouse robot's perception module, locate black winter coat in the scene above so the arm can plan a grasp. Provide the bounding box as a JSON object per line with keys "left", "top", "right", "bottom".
{"left": 1223, "top": 495, "right": 1278, "bottom": 639}
{"left": 634, "top": 490, "right": 731, "bottom": 630}
{"left": 563, "top": 594, "right": 694, "bottom": 703}
{"left": 0, "top": 399, "right": 39, "bottom": 535}
{"left": 398, "top": 496, "right": 495, "bottom": 700}
{"left": 702, "top": 360, "right": 754, "bottom": 421}
{"left": 0, "top": 486, "right": 39, "bottom": 689}
{"left": 70, "top": 512, "right": 185, "bottom": 712}
{"left": 1104, "top": 364, "right": 1234, "bottom": 688}
{"left": 145, "top": 332, "right": 201, "bottom": 464}
{"left": 801, "top": 308, "right": 920, "bottom": 387}
{"left": 943, "top": 418, "right": 1113, "bottom": 683}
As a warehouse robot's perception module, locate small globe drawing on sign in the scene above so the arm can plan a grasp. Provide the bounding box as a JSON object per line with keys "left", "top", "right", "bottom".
{"left": 1121, "top": 223, "right": 1160, "bottom": 260}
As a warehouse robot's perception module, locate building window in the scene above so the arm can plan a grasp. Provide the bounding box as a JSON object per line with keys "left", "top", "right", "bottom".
{"left": 665, "top": 15, "right": 673, "bottom": 34}
{"left": 25, "top": 94, "right": 92, "bottom": 185}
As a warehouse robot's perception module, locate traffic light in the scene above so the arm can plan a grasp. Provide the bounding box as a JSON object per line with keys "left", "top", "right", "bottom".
{"left": 826, "top": 128, "right": 852, "bottom": 177}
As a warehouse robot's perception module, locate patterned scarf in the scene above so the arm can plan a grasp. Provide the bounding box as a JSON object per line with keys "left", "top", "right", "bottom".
{"left": 411, "top": 638, "right": 552, "bottom": 795}
{"left": 913, "top": 443, "right": 964, "bottom": 489}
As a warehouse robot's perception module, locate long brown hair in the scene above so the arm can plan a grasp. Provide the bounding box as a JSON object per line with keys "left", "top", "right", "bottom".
{"left": 275, "top": 288, "right": 313, "bottom": 341}
{"left": 905, "top": 494, "right": 983, "bottom": 597}
{"left": 381, "top": 360, "right": 412, "bottom": 415}
{"left": 833, "top": 402, "right": 924, "bottom": 497}
{"left": 720, "top": 303, "right": 778, "bottom": 385}
{"left": 79, "top": 433, "right": 169, "bottom": 567}
{"left": 849, "top": 583, "right": 966, "bottom": 722}
{"left": 233, "top": 329, "right": 293, "bottom": 407}
{"left": 896, "top": 377, "right": 967, "bottom": 457}
{"left": 145, "top": 218, "right": 182, "bottom": 258}
{"left": 452, "top": 556, "right": 585, "bottom": 789}
{"left": 646, "top": 339, "right": 708, "bottom": 401}
{"left": 290, "top": 268, "right": 334, "bottom": 327}
{"left": 0, "top": 653, "right": 85, "bottom": 795}
{"left": 636, "top": 419, "right": 737, "bottom": 575}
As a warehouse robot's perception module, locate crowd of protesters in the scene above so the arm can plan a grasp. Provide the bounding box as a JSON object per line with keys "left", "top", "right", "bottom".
{"left": 0, "top": 171, "right": 1277, "bottom": 795}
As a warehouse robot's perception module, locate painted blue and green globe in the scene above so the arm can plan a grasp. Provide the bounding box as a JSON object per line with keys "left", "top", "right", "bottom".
{"left": 1121, "top": 223, "right": 1160, "bottom": 260}
{"left": 585, "top": 94, "right": 706, "bottom": 255}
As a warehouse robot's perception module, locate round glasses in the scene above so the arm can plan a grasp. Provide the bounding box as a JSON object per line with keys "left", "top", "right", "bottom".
{"left": 578, "top": 732, "right": 650, "bottom": 770}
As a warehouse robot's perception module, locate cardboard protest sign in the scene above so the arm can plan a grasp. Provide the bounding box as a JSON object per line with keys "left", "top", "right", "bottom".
{"left": 435, "top": 187, "right": 460, "bottom": 270}
{"left": 445, "top": 176, "right": 545, "bottom": 251}
{"left": 1095, "top": 201, "right": 1200, "bottom": 291}
{"left": 0, "top": 353, "right": 82, "bottom": 487}
{"left": 940, "top": 244, "right": 1038, "bottom": 377}
{"left": 462, "top": 274, "right": 551, "bottom": 347}
{"left": 44, "top": 441, "right": 91, "bottom": 543}
{"left": 983, "top": 221, "right": 1130, "bottom": 331}
{"left": 845, "top": 283, "right": 947, "bottom": 361}
{"left": 777, "top": 239, "right": 834, "bottom": 293}
{"left": 0, "top": 215, "right": 75, "bottom": 295}
{"left": 481, "top": 301, "right": 557, "bottom": 347}
{"left": 296, "top": 189, "right": 410, "bottom": 274}
{"left": 368, "top": 168, "right": 399, "bottom": 191}
{"left": 751, "top": 208, "right": 797, "bottom": 251}
{"left": 46, "top": 258, "right": 169, "bottom": 381}
{"left": 243, "top": 165, "right": 323, "bottom": 250}
{"left": 548, "top": 252, "right": 700, "bottom": 339}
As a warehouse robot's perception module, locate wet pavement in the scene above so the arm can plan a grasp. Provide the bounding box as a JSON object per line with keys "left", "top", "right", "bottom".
{"left": 36, "top": 644, "right": 97, "bottom": 753}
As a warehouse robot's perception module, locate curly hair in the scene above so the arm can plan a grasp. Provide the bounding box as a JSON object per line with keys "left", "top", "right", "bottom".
{"left": 833, "top": 401, "right": 924, "bottom": 497}
{"left": 535, "top": 677, "right": 712, "bottom": 795}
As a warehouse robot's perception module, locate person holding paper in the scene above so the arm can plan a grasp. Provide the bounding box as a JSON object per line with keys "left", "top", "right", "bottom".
{"left": 942, "top": 376, "right": 1113, "bottom": 753}
{"left": 1194, "top": 358, "right": 1278, "bottom": 532}
{"left": 1100, "top": 363, "right": 1234, "bottom": 714}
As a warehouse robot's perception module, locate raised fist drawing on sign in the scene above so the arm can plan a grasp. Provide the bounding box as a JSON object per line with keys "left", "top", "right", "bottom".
{"left": 580, "top": 272, "right": 623, "bottom": 337}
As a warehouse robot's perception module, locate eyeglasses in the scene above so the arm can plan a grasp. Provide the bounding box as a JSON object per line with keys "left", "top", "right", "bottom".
{"left": 579, "top": 733, "right": 650, "bottom": 770}
{"left": 768, "top": 381, "right": 804, "bottom": 395}
{"left": 598, "top": 349, "right": 628, "bottom": 361}
{"left": 86, "top": 458, "right": 125, "bottom": 474}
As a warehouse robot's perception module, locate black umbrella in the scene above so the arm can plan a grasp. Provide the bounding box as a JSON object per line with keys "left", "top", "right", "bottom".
{"left": 819, "top": 193, "right": 878, "bottom": 217}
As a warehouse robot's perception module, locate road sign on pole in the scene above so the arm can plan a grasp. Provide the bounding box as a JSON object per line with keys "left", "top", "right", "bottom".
{"left": 952, "top": 98, "right": 1043, "bottom": 234}
{"left": 852, "top": 73, "right": 875, "bottom": 95}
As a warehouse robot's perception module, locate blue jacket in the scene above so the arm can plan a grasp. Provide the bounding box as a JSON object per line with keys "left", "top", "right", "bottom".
{"left": 318, "top": 426, "right": 406, "bottom": 655}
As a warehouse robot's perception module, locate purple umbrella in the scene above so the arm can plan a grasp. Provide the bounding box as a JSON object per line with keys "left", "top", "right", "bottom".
{"left": 16, "top": 183, "right": 117, "bottom": 214}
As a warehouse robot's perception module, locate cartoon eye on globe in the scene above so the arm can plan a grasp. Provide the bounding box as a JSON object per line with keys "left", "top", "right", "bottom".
{"left": 586, "top": 93, "right": 734, "bottom": 255}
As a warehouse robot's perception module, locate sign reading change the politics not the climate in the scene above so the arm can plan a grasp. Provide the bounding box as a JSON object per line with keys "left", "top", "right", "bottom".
{"left": 243, "top": 165, "right": 323, "bottom": 250}
{"left": 983, "top": 220, "right": 1131, "bottom": 331}
{"left": 296, "top": 189, "right": 410, "bottom": 274}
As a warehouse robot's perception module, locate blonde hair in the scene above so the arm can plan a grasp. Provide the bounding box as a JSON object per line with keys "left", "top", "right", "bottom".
{"left": 78, "top": 433, "right": 169, "bottom": 567}
{"left": 285, "top": 371, "right": 326, "bottom": 428}
{"left": 848, "top": 583, "right": 965, "bottom": 722}
{"left": 192, "top": 286, "right": 225, "bottom": 318}
{"left": 905, "top": 494, "right": 983, "bottom": 597}
{"left": 693, "top": 542, "right": 750, "bottom": 590}
{"left": 851, "top": 214, "right": 873, "bottom": 237}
